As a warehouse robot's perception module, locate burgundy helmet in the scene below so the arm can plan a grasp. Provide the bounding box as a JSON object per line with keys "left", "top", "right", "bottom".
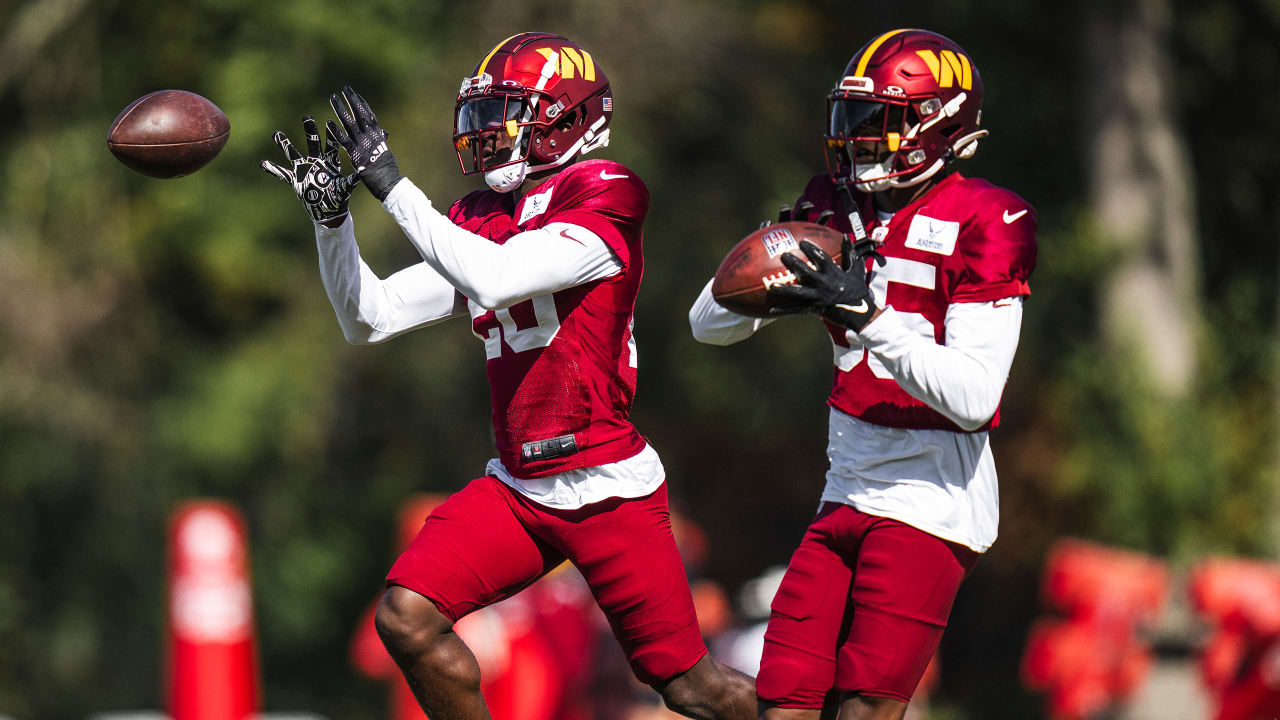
{"left": 824, "top": 29, "right": 987, "bottom": 192}
{"left": 454, "top": 32, "right": 612, "bottom": 184}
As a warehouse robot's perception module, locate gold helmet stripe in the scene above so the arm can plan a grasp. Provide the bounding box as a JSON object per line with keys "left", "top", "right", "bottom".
{"left": 477, "top": 33, "right": 522, "bottom": 75}
{"left": 854, "top": 28, "right": 913, "bottom": 78}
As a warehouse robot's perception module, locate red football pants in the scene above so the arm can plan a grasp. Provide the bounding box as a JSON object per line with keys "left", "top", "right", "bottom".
{"left": 386, "top": 476, "right": 707, "bottom": 685}
{"left": 758, "top": 502, "right": 979, "bottom": 707}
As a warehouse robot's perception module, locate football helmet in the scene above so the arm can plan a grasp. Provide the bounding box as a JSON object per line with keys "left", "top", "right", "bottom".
{"left": 454, "top": 32, "right": 613, "bottom": 192}
{"left": 824, "top": 29, "right": 987, "bottom": 192}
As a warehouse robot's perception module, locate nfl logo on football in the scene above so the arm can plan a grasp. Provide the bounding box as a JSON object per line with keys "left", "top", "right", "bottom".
{"left": 760, "top": 227, "right": 799, "bottom": 258}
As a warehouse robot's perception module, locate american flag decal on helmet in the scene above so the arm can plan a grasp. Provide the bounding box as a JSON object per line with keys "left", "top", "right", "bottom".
{"left": 602, "top": 97, "right": 612, "bottom": 111}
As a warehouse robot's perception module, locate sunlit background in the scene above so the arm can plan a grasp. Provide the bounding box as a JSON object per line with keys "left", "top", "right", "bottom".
{"left": 2, "top": 0, "right": 1278, "bottom": 718}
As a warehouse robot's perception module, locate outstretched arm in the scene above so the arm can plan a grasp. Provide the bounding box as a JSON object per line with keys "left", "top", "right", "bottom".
{"left": 327, "top": 87, "right": 623, "bottom": 310}
{"left": 314, "top": 215, "right": 465, "bottom": 344}
{"left": 688, "top": 279, "right": 775, "bottom": 346}
{"left": 262, "top": 107, "right": 464, "bottom": 344}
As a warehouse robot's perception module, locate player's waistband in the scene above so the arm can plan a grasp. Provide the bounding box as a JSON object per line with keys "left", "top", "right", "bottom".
{"left": 503, "top": 426, "right": 647, "bottom": 480}
{"left": 520, "top": 433, "right": 579, "bottom": 463}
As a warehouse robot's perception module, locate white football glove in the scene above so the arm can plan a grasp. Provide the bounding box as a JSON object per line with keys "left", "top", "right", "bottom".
{"left": 261, "top": 115, "right": 360, "bottom": 223}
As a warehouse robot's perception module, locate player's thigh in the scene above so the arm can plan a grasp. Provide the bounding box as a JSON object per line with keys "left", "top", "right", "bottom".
{"left": 553, "top": 483, "right": 707, "bottom": 687}
{"left": 386, "top": 476, "right": 564, "bottom": 622}
{"left": 834, "top": 517, "right": 978, "bottom": 703}
{"left": 758, "top": 504, "right": 855, "bottom": 711}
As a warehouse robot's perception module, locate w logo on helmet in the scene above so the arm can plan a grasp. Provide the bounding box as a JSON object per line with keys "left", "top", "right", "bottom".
{"left": 914, "top": 49, "right": 972, "bottom": 90}
{"left": 535, "top": 46, "right": 596, "bottom": 81}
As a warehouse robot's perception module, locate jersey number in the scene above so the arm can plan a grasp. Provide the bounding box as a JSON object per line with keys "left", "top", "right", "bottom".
{"left": 471, "top": 295, "right": 638, "bottom": 368}
{"left": 830, "top": 257, "right": 935, "bottom": 378}
{"left": 472, "top": 295, "right": 561, "bottom": 359}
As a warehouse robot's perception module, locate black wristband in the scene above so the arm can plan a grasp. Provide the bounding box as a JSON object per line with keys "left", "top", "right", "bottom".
{"left": 363, "top": 153, "right": 403, "bottom": 202}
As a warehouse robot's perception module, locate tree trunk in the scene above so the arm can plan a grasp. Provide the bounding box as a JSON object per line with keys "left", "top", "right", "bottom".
{"left": 0, "top": 0, "right": 96, "bottom": 96}
{"left": 1088, "top": 0, "right": 1200, "bottom": 395}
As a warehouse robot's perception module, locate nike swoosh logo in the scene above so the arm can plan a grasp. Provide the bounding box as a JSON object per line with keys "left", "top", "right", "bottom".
{"left": 1003, "top": 209, "right": 1028, "bottom": 224}
{"left": 835, "top": 300, "right": 869, "bottom": 314}
{"left": 558, "top": 228, "right": 584, "bottom": 245}
{"left": 599, "top": 170, "right": 629, "bottom": 181}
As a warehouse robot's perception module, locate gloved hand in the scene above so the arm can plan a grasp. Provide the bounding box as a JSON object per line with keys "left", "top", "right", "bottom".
{"left": 261, "top": 115, "right": 360, "bottom": 223}
{"left": 767, "top": 236, "right": 884, "bottom": 332}
{"left": 328, "top": 85, "right": 403, "bottom": 202}
{"left": 763, "top": 201, "right": 833, "bottom": 229}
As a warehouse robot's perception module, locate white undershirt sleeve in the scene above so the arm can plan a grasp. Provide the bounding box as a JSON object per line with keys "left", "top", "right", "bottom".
{"left": 381, "top": 178, "right": 623, "bottom": 310}
{"left": 856, "top": 298, "right": 1024, "bottom": 431}
{"left": 688, "top": 278, "right": 776, "bottom": 346}
{"left": 314, "top": 214, "right": 467, "bottom": 345}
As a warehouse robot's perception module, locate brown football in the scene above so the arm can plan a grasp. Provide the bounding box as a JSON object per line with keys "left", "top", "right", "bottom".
{"left": 711, "top": 221, "right": 845, "bottom": 317}
{"left": 107, "top": 90, "right": 230, "bottom": 178}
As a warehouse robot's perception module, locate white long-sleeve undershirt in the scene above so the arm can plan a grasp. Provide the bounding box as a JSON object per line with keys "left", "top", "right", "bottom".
{"left": 313, "top": 182, "right": 624, "bottom": 344}
{"left": 857, "top": 302, "right": 1022, "bottom": 430}
{"left": 687, "top": 279, "right": 777, "bottom": 346}
{"left": 381, "top": 178, "right": 623, "bottom": 311}
{"left": 687, "top": 279, "right": 1023, "bottom": 430}
{"left": 314, "top": 214, "right": 465, "bottom": 344}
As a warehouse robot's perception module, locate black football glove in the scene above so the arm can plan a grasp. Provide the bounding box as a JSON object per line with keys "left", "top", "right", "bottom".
{"left": 327, "top": 86, "right": 403, "bottom": 202}
{"left": 767, "top": 237, "right": 883, "bottom": 332}
{"left": 261, "top": 115, "right": 361, "bottom": 223}
{"left": 763, "top": 202, "right": 835, "bottom": 229}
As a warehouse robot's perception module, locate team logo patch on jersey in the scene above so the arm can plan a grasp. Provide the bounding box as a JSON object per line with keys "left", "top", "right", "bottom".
{"left": 518, "top": 188, "right": 554, "bottom": 225}
{"left": 905, "top": 215, "right": 959, "bottom": 256}
{"left": 760, "top": 227, "right": 799, "bottom": 258}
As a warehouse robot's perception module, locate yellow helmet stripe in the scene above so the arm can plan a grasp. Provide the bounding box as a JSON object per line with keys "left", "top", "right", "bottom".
{"left": 477, "top": 33, "right": 522, "bottom": 75}
{"left": 854, "top": 28, "right": 912, "bottom": 77}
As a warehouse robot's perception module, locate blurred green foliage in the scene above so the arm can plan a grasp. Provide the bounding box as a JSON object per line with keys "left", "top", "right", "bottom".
{"left": 0, "top": 0, "right": 1276, "bottom": 718}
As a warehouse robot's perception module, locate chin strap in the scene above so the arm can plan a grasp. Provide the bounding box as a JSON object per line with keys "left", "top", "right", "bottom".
{"left": 835, "top": 181, "right": 870, "bottom": 242}
{"left": 855, "top": 129, "right": 989, "bottom": 192}
{"left": 485, "top": 113, "right": 612, "bottom": 192}
{"left": 855, "top": 90, "right": 989, "bottom": 191}
{"left": 951, "top": 129, "right": 988, "bottom": 159}
{"left": 486, "top": 124, "right": 531, "bottom": 193}
{"left": 527, "top": 115, "right": 610, "bottom": 175}
{"left": 886, "top": 157, "right": 945, "bottom": 189}
{"left": 485, "top": 160, "right": 528, "bottom": 193}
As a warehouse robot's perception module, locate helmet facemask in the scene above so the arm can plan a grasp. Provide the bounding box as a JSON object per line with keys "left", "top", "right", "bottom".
{"left": 453, "top": 88, "right": 611, "bottom": 192}
{"left": 825, "top": 95, "right": 932, "bottom": 192}
{"left": 454, "top": 91, "right": 538, "bottom": 174}
{"left": 824, "top": 92, "right": 984, "bottom": 193}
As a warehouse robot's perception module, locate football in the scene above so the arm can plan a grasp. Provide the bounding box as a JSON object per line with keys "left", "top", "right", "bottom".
{"left": 711, "top": 221, "right": 845, "bottom": 317}
{"left": 107, "top": 90, "right": 230, "bottom": 178}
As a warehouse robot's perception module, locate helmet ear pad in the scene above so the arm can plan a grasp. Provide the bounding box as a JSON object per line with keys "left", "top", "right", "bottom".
{"left": 531, "top": 105, "right": 579, "bottom": 163}
{"left": 528, "top": 90, "right": 608, "bottom": 167}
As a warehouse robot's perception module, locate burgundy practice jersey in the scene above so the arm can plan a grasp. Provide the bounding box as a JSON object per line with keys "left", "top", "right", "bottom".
{"left": 447, "top": 159, "right": 649, "bottom": 479}
{"left": 793, "top": 172, "right": 1038, "bottom": 432}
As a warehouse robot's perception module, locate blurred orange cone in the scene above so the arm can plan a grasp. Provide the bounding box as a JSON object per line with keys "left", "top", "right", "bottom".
{"left": 167, "top": 501, "right": 259, "bottom": 720}
{"left": 1021, "top": 539, "right": 1169, "bottom": 719}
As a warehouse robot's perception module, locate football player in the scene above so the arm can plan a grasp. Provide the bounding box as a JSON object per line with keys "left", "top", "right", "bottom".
{"left": 689, "top": 29, "right": 1038, "bottom": 720}
{"left": 263, "top": 33, "right": 754, "bottom": 720}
